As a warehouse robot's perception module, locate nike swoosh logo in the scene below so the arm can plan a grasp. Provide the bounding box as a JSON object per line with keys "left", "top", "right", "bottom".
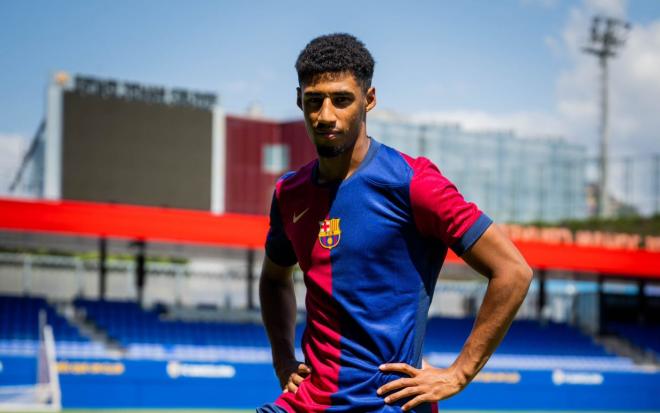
{"left": 293, "top": 208, "right": 309, "bottom": 224}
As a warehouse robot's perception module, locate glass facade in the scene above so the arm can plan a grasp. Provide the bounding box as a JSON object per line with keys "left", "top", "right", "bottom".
{"left": 369, "top": 117, "right": 588, "bottom": 223}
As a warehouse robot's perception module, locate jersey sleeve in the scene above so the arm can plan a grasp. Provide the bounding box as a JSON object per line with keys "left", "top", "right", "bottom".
{"left": 265, "top": 190, "right": 298, "bottom": 267}
{"left": 408, "top": 157, "right": 492, "bottom": 256}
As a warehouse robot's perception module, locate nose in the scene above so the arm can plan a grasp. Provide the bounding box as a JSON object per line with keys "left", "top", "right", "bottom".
{"left": 317, "top": 97, "right": 336, "bottom": 126}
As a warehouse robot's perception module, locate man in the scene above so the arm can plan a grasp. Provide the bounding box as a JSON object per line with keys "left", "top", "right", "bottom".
{"left": 257, "top": 33, "right": 532, "bottom": 413}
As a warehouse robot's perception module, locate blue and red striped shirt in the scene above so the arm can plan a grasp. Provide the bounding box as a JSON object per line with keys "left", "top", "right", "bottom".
{"left": 262, "top": 138, "right": 491, "bottom": 412}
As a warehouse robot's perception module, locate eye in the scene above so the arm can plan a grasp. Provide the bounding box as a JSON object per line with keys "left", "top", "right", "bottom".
{"left": 305, "top": 97, "right": 323, "bottom": 107}
{"left": 333, "top": 96, "right": 352, "bottom": 107}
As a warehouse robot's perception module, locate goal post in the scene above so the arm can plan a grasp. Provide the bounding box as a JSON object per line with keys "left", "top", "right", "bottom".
{"left": 0, "top": 310, "right": 61, "bottom": 412}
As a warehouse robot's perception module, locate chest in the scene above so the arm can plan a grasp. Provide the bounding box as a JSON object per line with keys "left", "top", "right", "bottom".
{"left": 280, "top": 180, "right": 414, "bottom": 272}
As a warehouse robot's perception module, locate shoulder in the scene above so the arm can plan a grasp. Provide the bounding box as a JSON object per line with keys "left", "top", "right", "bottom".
{"left": 275, "top": 159, "right": 316, "bottom": 198}
{"left": 364, "top": 140, "right": 448, "bottom": 188}
{"left": 396, "top": 152, "right": 453, "bottom": 193}
{"left": 398, "top": 152, "right": 441, "bottom": 178}
{"left": 359, "top": 141, "right": 416, "bottom": 187}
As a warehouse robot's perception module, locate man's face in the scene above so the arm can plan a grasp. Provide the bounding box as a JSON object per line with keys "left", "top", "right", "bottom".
{"left": 297, "top": 72, "right": 375, "bottom": 158}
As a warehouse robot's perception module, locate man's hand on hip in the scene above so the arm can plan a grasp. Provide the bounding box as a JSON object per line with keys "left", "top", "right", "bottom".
{"left": 277, "top": 360, "right": 311, "bottom": 394}
{"left": 377, "top": 361, "right": 467, "bottom": 411}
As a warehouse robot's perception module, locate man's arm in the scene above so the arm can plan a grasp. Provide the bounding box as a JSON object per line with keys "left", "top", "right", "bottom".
{"left": 447, "top": 223, "right": 533, "bottom": 382}
{"left": 259, "top": 255, "right": 311, "bottom": 392}
{"left": 378, "top": 224, "right": 533, "bottom": 411}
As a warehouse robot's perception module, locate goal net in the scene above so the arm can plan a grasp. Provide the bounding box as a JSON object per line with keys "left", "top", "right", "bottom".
{"left": 0, "top": 310, "right": 61, "bottom": 412}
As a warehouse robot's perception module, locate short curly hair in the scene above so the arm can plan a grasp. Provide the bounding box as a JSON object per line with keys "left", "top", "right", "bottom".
{"left": 295, "top": 33, "right": 375, "bottom": 90}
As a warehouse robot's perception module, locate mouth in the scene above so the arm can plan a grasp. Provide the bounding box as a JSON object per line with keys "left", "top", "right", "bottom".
{"left": 315, "top": 130, "right": 342, "bottom": 140}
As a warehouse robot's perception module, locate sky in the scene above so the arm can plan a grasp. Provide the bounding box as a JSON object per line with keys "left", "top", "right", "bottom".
{"left": 1, "top": 0, "right": 659, "bottom": 192}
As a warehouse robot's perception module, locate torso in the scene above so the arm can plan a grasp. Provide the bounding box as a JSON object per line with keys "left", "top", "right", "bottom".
{"left": 273, "top": 139, "right": 446, "bottom": 412}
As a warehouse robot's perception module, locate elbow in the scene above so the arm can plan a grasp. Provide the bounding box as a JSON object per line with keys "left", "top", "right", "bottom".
{"left": 491, "top": 261, "right": 532, "bottom": 298}
{"left": 515, "top": 262, "right": 534, "bottom": 295}
{"left": 495, "top": 260, "right": 532, "bottom": 297}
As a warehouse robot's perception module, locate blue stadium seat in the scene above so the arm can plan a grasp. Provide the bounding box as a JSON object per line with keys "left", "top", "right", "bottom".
{"left": 424, "top": 317, "right": 610, "bottom": 356}
{"left": 0, "top": 294, "right": 87, "bottom": 342}
{"left": 66, "top": 298, "right": 623, "bottom": 363}
{"left": 607, "top": 321, "right": 660, "bottom": 355}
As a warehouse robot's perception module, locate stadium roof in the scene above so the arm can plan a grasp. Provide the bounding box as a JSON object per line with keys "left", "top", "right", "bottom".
{"left": 0, "top": 197, "right": 658, "bottom": 279}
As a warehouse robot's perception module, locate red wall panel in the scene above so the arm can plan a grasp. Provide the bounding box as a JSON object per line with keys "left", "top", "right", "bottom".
{"left": 281, "top": 120, "right": 317, "bottom": 170}
{"left": 225, "top": 116, "right": 279, "bottom": 215}
{"left": 225, "top": 116, "right": 315, "bottom": 215}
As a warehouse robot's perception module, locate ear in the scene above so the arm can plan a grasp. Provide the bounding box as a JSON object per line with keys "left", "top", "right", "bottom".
{"left": 365, "top": 87, "right": 376, "bottom": 112}
{"left": 296, "top": 87, "right": 302, "bottom": 110}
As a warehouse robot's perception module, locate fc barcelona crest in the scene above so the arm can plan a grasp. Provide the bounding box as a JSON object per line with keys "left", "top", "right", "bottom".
{"left": 318, "top": 218, "right": 341, "bottom": 249}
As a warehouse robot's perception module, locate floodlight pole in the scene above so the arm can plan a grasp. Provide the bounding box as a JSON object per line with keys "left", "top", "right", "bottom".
{"left": 598, "top": 55, "right": 609, "bottom": 218}
{"left": 583, "top": 16, "right": 630, "bottom": 218}
{"left": 654, "top": 154, "right": 660, "bottom": 215}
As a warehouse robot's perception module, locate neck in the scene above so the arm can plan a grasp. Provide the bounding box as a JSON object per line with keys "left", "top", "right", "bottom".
{"left": 317, "top": 132, "right": 370, "bottom": 184}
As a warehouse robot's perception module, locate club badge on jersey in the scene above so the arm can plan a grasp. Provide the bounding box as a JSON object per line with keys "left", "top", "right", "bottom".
{"left": 318, "top": 218, "right": 341, "bottom": 249}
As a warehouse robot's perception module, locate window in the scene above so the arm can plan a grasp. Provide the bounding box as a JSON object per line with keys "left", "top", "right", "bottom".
{"left": 262, "top": 144, "right": 290, "bottom": 174}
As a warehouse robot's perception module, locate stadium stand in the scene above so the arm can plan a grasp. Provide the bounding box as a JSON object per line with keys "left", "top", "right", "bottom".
{"left": 425, "top": 317, "right": 610, "bottom": 356}
{"left": 0, "top": 295, "right": 84, "bottom": 342}
{"left": 607, "top": 321, "right": 660, "bottom": 356}
{"left": 69, "top": 297, "right": 636, "bottom": 371}
{"left": 0, "top": 294, "right": 640, "bottom": 366}
{"left": 72, "top": 298, "right": 306, "bottom": 362}
{"left": 74, "top": 298, "right": 279, "bottom": 347}
{"left": 1, "top": 294, "right": 658, "bottom": 410}
{"left": 0, "top": 295, "right": 113, "bottom": 362}
{"left": 72, "top": 298, "right": 619, "bottom": 358}
{"left": 423, "top": 317, "right": 638, "bottom": 373}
